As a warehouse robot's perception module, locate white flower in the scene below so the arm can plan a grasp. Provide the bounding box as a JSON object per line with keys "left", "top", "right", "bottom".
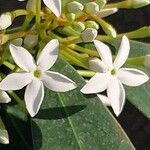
{"left": 0, "top": 39, "right": 76, "bottom": 117}
{"left": 81, "top": 36, "right": 149, "bottom": 116}
{"left": 0, "top": 13, "right": 12, "bottom": 30}
{"left": 43, "top": 0, "right": 61, "bottom": 17}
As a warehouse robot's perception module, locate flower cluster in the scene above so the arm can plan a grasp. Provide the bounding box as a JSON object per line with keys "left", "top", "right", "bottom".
{"left": 0, "top": 0, "right": 150, "bottom": 145}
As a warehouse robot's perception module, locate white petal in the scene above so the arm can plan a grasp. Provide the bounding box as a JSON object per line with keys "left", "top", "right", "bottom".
{"left": 43, "top": 0, "right": 61, "bottom": 17}
{"left": 81, "top": 73, "right": 110, "bottom": 94}
{"left": 107, "top": 77, "right": 125, "bottom": 116}
{"left": 0, "top": 129, "right": 9, "bottom": 144}
{"left": 9, "top": 44, "right": 36, "bottom": 72}
{"left": 97, "top": 8, "right": 118, "bottom": 18}
{"left": 118, "top": 68, "right": 149, "bottom": 86}
{"left": 89, "top": 58, "right": 108, "bottom": 72}
{"left": 94, "top": 40, "right": 113, "bottom": 67}
{"left": 0, "top": 13, "right": 12, "bottom": 30}
{"left": 97, "top": 94, "right": 111, "bottom": 106}
{"left": 113, "top": 36, "right": 130, "bottom": 69}
{"left": 25, "top": 79, "right": 44, "bottom": 117}
{"left": 0, "top": 90, "right": 11, "bottom": 103}
{"left": 0, "top": 72, "right": 32, "bottom": 91}
{"left": 41, "top": 71, "right": 76, "bottom": 92}
{"left": 37, "top": 39, "right": 59, "bottom": 71}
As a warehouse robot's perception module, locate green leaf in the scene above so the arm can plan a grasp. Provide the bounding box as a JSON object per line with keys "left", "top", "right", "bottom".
{"left": 109, "top": 40, "right": 150, "bottom": 118}
{"left": 32, "top": 58, "right": 134, "bottom": 150}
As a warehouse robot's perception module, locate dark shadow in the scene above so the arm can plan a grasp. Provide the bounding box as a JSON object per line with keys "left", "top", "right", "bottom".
{"left": 36, "top": 105, "right": 86, "bottom": 120}
{"left": 31, "top": 121, "right": 43, "bottom": 150}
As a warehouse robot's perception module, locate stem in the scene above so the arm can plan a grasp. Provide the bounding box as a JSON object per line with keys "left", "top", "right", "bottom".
{"left": 12, "top": 9, "right": 29, "bottom": 18}
{"left": 77, "top": 70, "right": 95, "bottom": 77}
{"left": 69, "top": 44, "right": 99, "bottom": 57}
{"left": 105, "top": 0, "right": 131, "bottom": 9}
{"left": 3, "top": 61, "right": 16, "bottom": 70}
{"left": 61, "top": 36, "right": 82, "bottom": 45}
{"left": 126, "top": 56, "right": 145, "bottom": 66}
{"left": 36, "top": 0, "right": 41, "bottom": 26}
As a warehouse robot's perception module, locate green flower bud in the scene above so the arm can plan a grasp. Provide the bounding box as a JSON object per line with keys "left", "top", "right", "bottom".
{"left": 85, "top": 21, "right": 99, "bottom": 30}
{"left": 72, "top": 22, "right": 85, "bottom": 32}
{"left": 0, "top": 34, "right": 9, "bottom": 45}
{"left": 81, "top": 28, "right": 98, "bottom": 43}
{"left": 66, "top": 13, "right": 76, "bottom": 21}
{"left": 85, "top": 2, "right": 99, "bottom": 14}
{"left": 67, "top": 1, "right": 84, "bottom": 13}
{"left": 98, "top": 0, "right": 107, "bottom": 9}
{"left": 131, "top": 0, "right": 150, "bottom": 8}
{"left": 10, "top": 38, "right": 23, "bottom": 46}
{"left": 26, "top": 0, "right": 36, "bottom": 13}
{"left": 24, "top": 35, "right": 38, "bottom": 49}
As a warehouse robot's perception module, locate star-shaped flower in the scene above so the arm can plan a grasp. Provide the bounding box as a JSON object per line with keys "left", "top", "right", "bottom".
{"left": 0, "top": 39, "right": 76, "bottom": 117}
{"left": 81, "top": 36, "right": 149, "bottom": 116}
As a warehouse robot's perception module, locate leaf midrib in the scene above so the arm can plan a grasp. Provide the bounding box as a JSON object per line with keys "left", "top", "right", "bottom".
{"left": 57, "top": 93, "right": 84, "bottom": 150}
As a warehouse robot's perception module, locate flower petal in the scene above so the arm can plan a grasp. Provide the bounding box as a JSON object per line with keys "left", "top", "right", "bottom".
{"left": 0, "top": 129, "right": 9, "bottom": 144}
{"left": 25, "top": 79, "right": 44, "bottom": 117}
{"left": 118, "top": 68, "right": 149, "bottom": 86}
{"left": 89, "top": 58, "right": 108, "bottom": 72}
{"left": 81, "top": 73, "right": 110, "bottom": 94}
{"left": 97, "top": 94, "right": 111, "bottom": 106}
{"left": 0, "top": 13, "right": 12, "bottom": 30}
{"left": 0, "top": 90, "right": 11, "bottom": 103}
{"left": 0, "top": 72, "right": 32, "bottom": 91}
{"left": 97, "top": 8, "right": 118, "bottom": 18}
{"left": 43, "top": 0, "right": 61, "bottom": 17}
{"left": 41, "top": 71, "right": 76, "bottom": 92}
{"left": 107, "top": 77, "right": 125, "bottom": 116}
{"left": 94, "top": 40, "right": 113, "bottom": 67}
{"left": 37, "top": 39, "right": 59, "bottom": 71}
{"left": 113, "top": 36, "right": 130, "bottom": 69}
{"left": 9, "top": 44, "right": 36, "bottom": 72}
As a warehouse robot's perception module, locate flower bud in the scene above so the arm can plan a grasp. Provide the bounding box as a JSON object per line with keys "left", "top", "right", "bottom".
{"left": 66, "top": 13, "right": 76, "bottom": 21}
{"left": 24, "top": 35, "right": 38, "bottom": 49}
{"left": 85, "top": 2, "right": 99, "bottom": 14}
{"left": 85, "top": 21, "right": 99, "bottom": 30}
{"left": 26, "top": 0, "right": 36, "bottom": 13}
{"left": 10, "top": 38, "right": 23, "bottom": 46}
{"left": 81, "top": 28, "right": 98, "bottom": 43}
{"left": 0, "top": 34, "right": 9, "bottom": 45}
{"left": 131, "top": 0, "right": 150, "bottom": 8}
{"left": 72, "top": 22, "right": 85, "bottom": 32}
{"left": 67, "top": 1, "right": 84, "bottom": 13}
{"left": 144, "top": 54, "right": 150, "bottom": 69}
{"left": 98, "top": 0, "right": 107, "bottom": 9}
{"left": 0, "top": 13, "right": 12, "bottom": 30}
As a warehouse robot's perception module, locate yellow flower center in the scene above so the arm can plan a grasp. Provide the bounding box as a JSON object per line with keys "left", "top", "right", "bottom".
{"left": 33, "top": 69, "right": 42, "bottom": 78}
{"left": 111, "top": 68, "right": 117, "bottom": 76}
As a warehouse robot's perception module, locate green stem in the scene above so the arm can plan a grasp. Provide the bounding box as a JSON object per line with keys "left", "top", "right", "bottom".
{"left": 12, "top": 9, "right": 29, "bottom": 18}
{"left": 3, "top": 61, "right": 16, "bottom": 70}
{"left": 126, "top": 56, "right": 145, "bottom": 66}
{"left": 105, "top": 0, "right": 131, "bottom": 9}
{"left": 69, "top": 44, "right": 99, "bottom": 57}
{"left": 36, "top": 0, "right": 41, "bottom": 26}
{"left": 77, "top": 70, "right": 95, "bottom": 77}
{"left": 61, "top": 36, "right": 82, "bottom": 45}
